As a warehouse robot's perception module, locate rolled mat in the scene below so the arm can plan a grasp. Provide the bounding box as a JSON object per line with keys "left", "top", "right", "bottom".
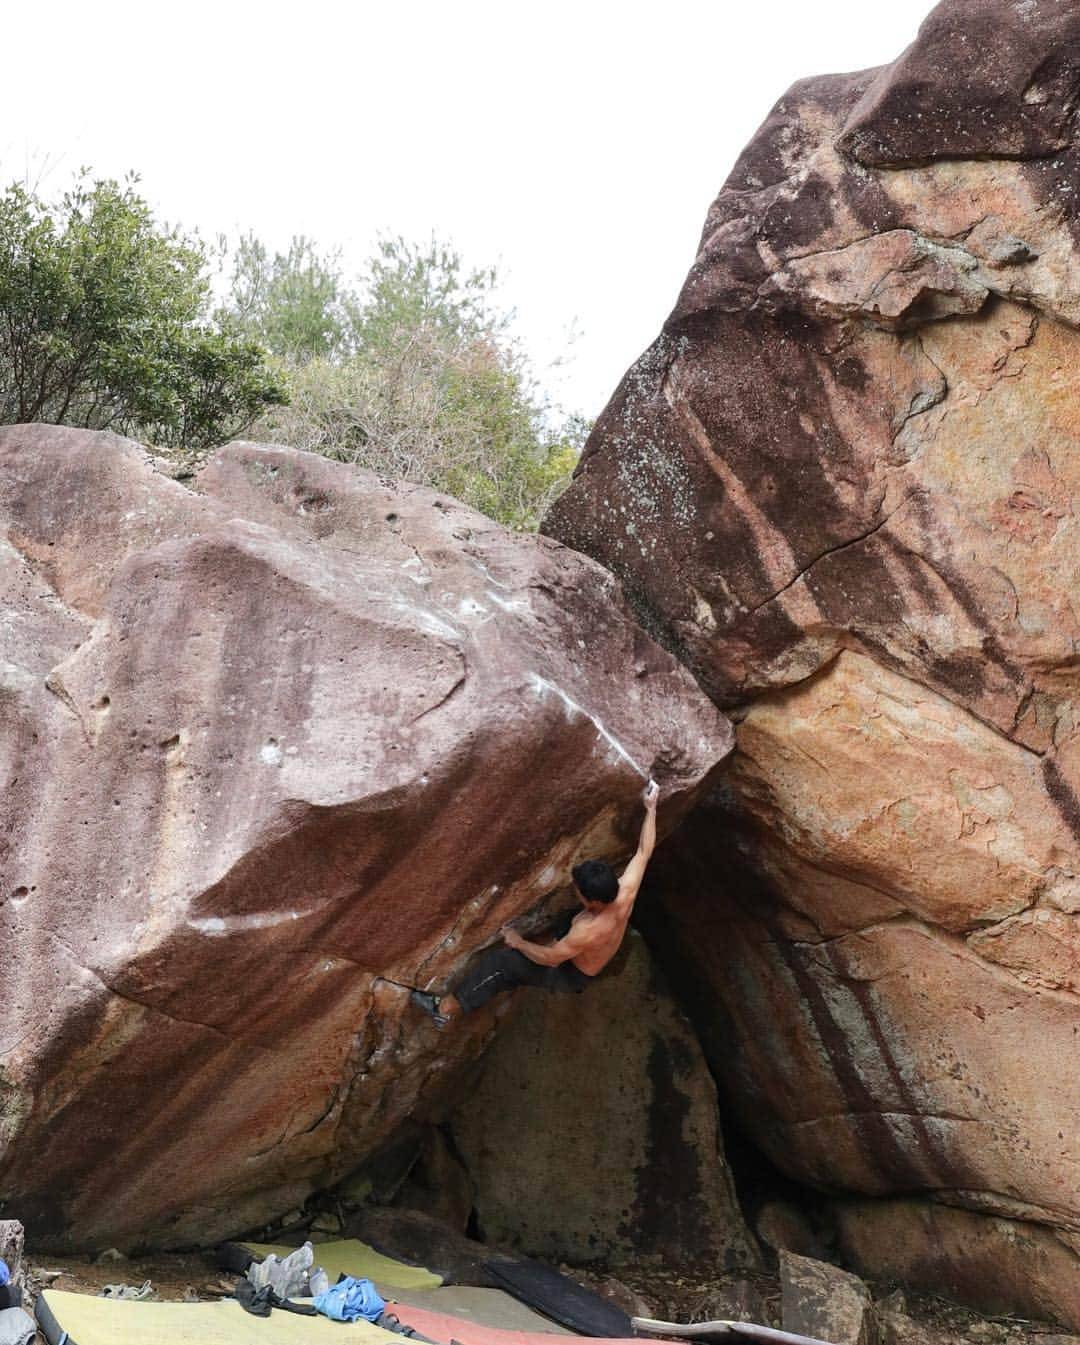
{"left": 35, "top": 1288, "right": 401, "bottom": 1345}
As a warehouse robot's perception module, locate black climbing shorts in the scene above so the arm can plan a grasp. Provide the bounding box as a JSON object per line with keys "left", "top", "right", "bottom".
{"left": 453, "top": 946, "right": 593, "bottom": 1014}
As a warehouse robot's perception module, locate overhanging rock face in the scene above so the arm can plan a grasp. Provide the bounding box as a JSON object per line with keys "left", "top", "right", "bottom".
{"left": 545, "top": 0, "right": 1080, "bottom": 1325}
{"left": 451, "top": 930, "right": 758, "bottom": 1269}
{"left": 0, "top": 426, "right": 733, "bottom": 1251}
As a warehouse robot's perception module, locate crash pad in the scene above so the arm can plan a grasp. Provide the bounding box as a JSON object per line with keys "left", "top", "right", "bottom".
{"left": 387, "top": 1286, "right": 572, "bottom": 1334}
{"left": 36, "top": 1288, "right": 400, "bottom": 1345}
{"left": 242, "top": 1238, "right": 443, "bottom": 1290}
{"left": 486, "top": 1261, "right": 632, "bottom": 1338}
{"left": 388, "top": 1301, "right": 642, "bottom": 1345}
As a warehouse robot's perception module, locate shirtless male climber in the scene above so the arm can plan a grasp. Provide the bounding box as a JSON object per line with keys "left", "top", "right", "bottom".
{"left": 411, "top": 778, "right": 660, "bottom": 1028}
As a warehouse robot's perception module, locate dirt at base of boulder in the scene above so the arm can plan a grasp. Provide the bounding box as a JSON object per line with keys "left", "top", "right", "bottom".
{"left": 25, "top": 1248, "right": 228, "bottom": 1305}
{"left": 19, "top": 1247, "right": 1074, "bottom": 1345}
{"left": 567, "top": 1262, "right": 1072, "bottom": 1345}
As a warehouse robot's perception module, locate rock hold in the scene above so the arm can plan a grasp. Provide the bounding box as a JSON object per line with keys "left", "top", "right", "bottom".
{"left": 759, "top": 232, "right": 990, "bottom": 330}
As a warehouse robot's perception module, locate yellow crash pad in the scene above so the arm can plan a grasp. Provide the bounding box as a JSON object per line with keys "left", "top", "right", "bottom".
{"left": 242, "top": 1238, "right": 443, "bottom": 1290}
{"left": 38, "top": 1288, "right": 401, "bottom": 1345}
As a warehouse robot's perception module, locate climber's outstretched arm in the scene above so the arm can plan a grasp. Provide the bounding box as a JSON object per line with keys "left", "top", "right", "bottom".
{"left": 616, "top": 778, "right": 660, "bottom": 909}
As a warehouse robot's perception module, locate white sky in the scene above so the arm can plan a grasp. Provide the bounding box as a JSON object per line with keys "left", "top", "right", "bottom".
{"left": 3, "top": 0, "right": 931, "bottom": 419}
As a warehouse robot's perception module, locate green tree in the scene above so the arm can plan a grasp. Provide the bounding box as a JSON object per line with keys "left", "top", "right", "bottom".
{"left": 238, "top": 235, "right": 583, "bottom": 529}
{"left": 0, "top": 174, "right": 286, "bottom": 450}
{"left": 351, "top": 236, "right": 504, "bottom": 352}
{"left": 225, "top": 232, "right": 349, "bottom": 362}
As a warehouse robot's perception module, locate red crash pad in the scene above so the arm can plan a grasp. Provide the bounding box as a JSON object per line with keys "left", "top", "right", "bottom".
{"left": 388, "top": 1302, "right": 642, "bottom": 1345}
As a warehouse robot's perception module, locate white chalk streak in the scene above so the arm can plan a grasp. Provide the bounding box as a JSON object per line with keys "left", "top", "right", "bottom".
{"left": 188, "top": 908, "right": 310, "bottom": 936}
{"left": 528, "top": 673, "right": 647, "bottom": 777}
{"left": 391, "top": 600, "right": 461, "bottom": 642}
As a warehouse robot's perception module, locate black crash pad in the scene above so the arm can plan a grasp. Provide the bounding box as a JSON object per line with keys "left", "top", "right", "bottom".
{"left": 485, "top": 1259, "right": 632, "bottom": 1338}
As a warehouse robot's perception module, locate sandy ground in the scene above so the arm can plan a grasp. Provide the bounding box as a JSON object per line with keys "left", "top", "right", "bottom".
{"left": 26, "top": 1248, "right": 232, "bottom": 1303}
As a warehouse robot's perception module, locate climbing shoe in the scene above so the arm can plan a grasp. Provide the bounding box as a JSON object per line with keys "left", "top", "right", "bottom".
{"left": 410, "top": 989, "right": 450, "bottom": 1029}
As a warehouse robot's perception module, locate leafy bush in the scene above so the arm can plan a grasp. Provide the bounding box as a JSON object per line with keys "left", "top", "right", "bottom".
{"left": 0, "top": 174, "right": 286, "bottom": 449}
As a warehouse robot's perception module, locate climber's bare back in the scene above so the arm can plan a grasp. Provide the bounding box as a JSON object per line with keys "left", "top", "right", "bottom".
{"left": 564, "top": 900, "right": 633, "bottom": 976}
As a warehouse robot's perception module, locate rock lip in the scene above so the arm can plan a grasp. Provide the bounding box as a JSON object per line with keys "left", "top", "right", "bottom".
{"left": 838, "top": 0, "right": 1080, "bottom": 167}
{"left": 0, "top": 425, "right": 733, "bottom": 1250}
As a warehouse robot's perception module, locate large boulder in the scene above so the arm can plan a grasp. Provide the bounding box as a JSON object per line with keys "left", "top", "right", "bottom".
{"left": 0, "top": 425, "right": 733, "bottom": 1251}
{"left": 833, "top": 1199, "right": 1080, "bottom": 1332}
{"left": 545, "top": 0, "right": 1080, "bottom": 1323}
{"left": 450, "top": 930, "right": 758, "bottom": 1269}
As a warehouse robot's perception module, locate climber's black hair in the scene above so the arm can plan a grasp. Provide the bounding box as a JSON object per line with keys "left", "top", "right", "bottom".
{"left": 572, "top": 859, "right": 619, "bottom": 904}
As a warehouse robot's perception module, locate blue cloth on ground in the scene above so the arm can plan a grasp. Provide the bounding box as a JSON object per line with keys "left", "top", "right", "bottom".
{"left": 0, "top": 1263, "right": 8, "bottom": 1288}
{"left": 313, "top": 1275, "right": 385, "bottom": 1323}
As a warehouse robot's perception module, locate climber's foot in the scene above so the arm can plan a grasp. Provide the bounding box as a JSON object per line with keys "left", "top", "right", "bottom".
{"left": 410, "top": 989, "right": 451, "bottom": 1029}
